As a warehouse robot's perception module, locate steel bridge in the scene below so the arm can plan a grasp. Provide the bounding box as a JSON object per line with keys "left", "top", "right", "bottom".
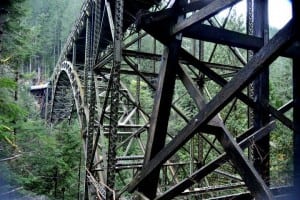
{"left": 48, "top": 0, "right": 300, "bottom": 199}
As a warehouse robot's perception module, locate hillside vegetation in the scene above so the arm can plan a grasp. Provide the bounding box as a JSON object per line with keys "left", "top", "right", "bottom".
{"left": 0, "top": 0, "right": 293, "bottom": 199}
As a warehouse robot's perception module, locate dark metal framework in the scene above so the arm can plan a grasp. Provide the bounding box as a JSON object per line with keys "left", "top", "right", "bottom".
{"left": 48, "top": 0, "right": 299, "bottom": 199}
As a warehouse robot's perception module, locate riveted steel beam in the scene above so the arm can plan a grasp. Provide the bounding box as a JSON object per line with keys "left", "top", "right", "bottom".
{"left": 127, "top": 20, "right": 295, "bottom": 194}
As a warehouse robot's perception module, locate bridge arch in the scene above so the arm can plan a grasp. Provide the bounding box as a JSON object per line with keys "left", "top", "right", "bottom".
{"left": 45, "top": 0, "right": 298, "bottom": 199}
{"left": 50, "top": 61, "right": 88, "bottom": 128}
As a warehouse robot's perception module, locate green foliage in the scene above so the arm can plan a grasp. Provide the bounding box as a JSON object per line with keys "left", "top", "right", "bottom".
{"left": 9, "top": 120, "right": 81, "bottom": 199}
{"left": 269, "top": 57, "right": 293, "bottom": 185}
{"left": 0, "top": 74, "right": 78, "bottom": 199}
{"left": 0, "top": 77, "right": 17, "bottom": 89}
{"left": 1, "top": 0, "right": 84, "bottom": 76}
{"left": 0, "top": 0, "right": 30, "bottom": 64}
{"left": 269, "top": 57, "right": 292, "bottom": 108}
{"left": 127, "top": 79, "right": 153, "bottom": 115}
{"left": 0, "top": 1, "right": 85, "bottom": 199}
{"left": 0, "top": 72, "right": 82, "bottom": 200}
{"left": 0, "top": 76, "right": 26, "bottom": 143}
{"left": 0, "top": 0, "right": 295, "bottom": 198}
{"left": 270, "top": 122, "right": 293, "bottom": 186}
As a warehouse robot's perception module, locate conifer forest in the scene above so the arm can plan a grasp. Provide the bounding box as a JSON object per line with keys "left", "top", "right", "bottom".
{"left": 0, "top": 0, "right": 299, "bottom": 199}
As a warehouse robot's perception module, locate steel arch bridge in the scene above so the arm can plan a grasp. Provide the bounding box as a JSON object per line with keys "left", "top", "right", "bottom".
{"left": 48, "top": 0, "right": 300, "bottom": 199}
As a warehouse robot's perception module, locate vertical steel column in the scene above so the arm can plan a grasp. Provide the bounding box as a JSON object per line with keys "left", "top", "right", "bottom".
{"left": 89, "top": 0, "right": 102, "bottom": 172}
{"left": 87, "top": 2, "right": 96, "bottom": 169}
{"left": 72, "top": 43, "right": 76, "bottom": 65}
{"left": 45, "top": 86, "right": 48, "bottom": 123}
{"left": 84, "top": 3, "right": 98, "bottom": 197}
{"left": 84, "top": 17, "right": 91, "bottom": 107}
{"left": 292, "top": 1, "right": 300, "bottom": 198}
{"left": 106, "top": 0, "right": 124, "bottom": 195}
{"left": 252, "top": 0, "right": 270, "bottom": 183}
{"left": 138, "top": 38, "right": 182, "bottom": 199}
{"left": 293, "top": 50, "right": 300, "bottom": 199}
{"left": 153, "top": 38, "right": 156, "bottom": 73}
{"left": 83, "top": 15, "right": 92, "bottom": 200}
{"left": 138, "top": 1, "right": 185, "bottom": 198}
{"left": 136, "top": 32, "right": 141, "bottom": 124}
{"left": 246, "top": 0, "right": 254, "bottom": 132}
{"left": 197, "top": 39, "right": 204, "bottom": 169}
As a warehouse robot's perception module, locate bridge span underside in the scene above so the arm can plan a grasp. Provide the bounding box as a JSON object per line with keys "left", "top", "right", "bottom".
{"left": 49, "top": 0, "right": 300, "bottom": 199}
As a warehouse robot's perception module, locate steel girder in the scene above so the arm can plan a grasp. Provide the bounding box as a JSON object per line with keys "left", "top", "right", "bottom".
{"left": 48, "top": 0, "right": 299, "bottom": 199}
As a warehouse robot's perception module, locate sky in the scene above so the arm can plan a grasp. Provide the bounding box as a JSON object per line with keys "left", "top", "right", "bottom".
{"left": 233, "top": 0, "right": 292, "bottom": 29}
{"left": 165, "top": 0, "right": 292, "bottom": 29}
{"left": 268, "top": 0, "right": 292, "bottom": 28}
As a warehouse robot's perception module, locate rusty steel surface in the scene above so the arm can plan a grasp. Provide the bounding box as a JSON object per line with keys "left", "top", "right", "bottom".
{"left": 47, "top": 0, "right": 299, "bottom": 199}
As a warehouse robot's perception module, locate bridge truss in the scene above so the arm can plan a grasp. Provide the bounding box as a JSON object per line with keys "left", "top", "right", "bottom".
{"left": 49, "top": 0, "right": 300, "bottom": 199}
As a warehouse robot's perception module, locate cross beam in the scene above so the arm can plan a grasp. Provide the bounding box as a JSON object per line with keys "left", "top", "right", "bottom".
{"left": 127, "top": 20, "right": 295, "bottom": 196}
{"left": 156, "top": 121, "right": 276, "bottom": 200}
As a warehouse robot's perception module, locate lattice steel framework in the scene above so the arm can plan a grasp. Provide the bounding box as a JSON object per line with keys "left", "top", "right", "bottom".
{"left": 49, "top": 0, "right": 299, "bottom": 199}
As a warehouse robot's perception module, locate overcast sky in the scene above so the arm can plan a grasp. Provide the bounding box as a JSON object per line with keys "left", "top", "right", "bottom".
{"left": 268, "top": 0, "right": 292, "bottom": 28}
{"left": 233, "top": 0, "right": 292, "bottom": 28}
{"left": 167, "top": 0, "right": 292, "bottom": 29}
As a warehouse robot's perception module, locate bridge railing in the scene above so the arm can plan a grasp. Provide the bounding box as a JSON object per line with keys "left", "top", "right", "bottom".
{"left": 51, "top": 0, "right": 91, "bottom": 81}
